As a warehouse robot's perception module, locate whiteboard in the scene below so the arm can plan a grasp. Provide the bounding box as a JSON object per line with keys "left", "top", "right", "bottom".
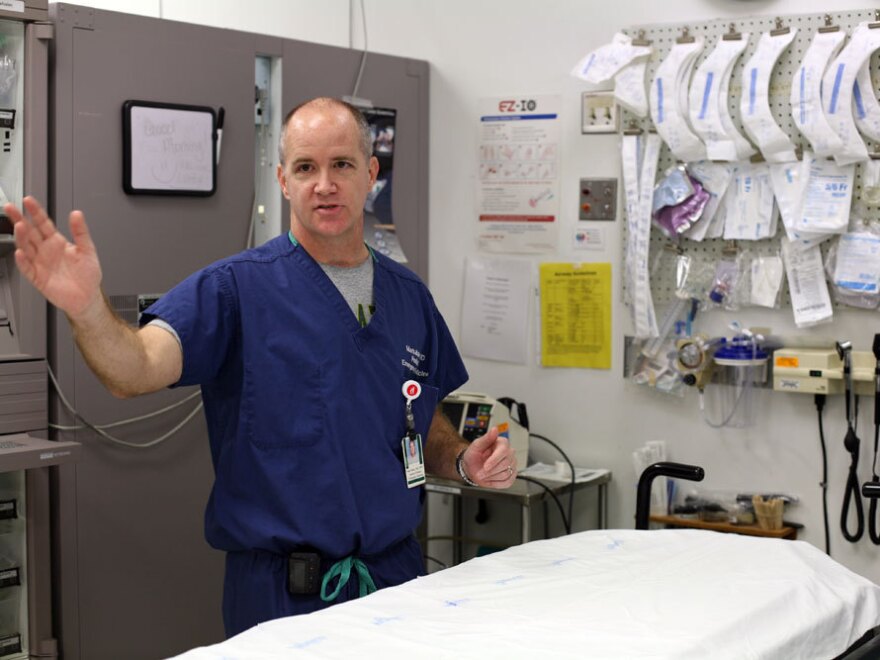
{"left": 123, "top": 100, "right": 216, "bottom": 195}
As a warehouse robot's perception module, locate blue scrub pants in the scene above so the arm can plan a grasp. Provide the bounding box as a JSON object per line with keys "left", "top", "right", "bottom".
{"left": 222, "top": 535, "right": 425, "bottom": 637}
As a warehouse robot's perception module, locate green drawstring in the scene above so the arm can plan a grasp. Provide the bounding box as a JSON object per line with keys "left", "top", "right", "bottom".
{"left": 320, "top": 556, "right": 377, "bottom": 602}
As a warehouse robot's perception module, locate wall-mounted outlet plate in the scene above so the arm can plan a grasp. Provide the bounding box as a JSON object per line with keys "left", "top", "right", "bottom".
{"left": 581, "top": 91, "right": 618, "bottom": 134}
{"left": 579, "top": 178, "right": 617, "bottom": 221}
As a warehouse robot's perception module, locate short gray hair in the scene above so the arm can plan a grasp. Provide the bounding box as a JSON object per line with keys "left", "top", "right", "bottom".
{"left": 278, "top": 97, "right": 373, "bottom": 165}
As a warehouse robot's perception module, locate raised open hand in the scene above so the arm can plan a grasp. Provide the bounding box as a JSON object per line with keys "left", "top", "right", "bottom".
{"left": 6, "top": 196, "right": 103, "bottom": 320}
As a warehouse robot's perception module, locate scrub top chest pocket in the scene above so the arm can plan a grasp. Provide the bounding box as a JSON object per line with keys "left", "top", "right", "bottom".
{"left": 245, "top": 353, "right": 327, "bottom": 450}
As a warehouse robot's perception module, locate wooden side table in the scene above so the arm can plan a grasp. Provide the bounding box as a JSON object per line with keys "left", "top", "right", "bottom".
{"left": 649, "top": 514, "right": 798, "bottom": 540}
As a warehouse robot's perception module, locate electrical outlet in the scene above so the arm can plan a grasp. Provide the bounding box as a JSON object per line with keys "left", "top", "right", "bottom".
{"left": 579, "top": 178, "right": 617, "bottom": 221}
{"left": 581, "top": 91, "right": 618, "bottom": 134}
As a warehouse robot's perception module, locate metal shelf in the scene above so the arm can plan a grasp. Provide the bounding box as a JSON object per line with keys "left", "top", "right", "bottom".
{"left": 0, "top": 434, "right": 80, "bottom": 474}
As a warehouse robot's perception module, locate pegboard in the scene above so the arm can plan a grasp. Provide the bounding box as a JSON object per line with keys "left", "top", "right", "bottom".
{"left": 620, "top": 9, "right": 880, "bottom": 309}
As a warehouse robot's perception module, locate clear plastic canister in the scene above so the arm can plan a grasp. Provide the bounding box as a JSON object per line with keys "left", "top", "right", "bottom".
{"left": 711, "top": 339, "right": 769, "bottom": 428}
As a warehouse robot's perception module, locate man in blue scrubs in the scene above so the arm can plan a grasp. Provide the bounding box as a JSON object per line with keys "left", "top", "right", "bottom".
{"left": 7, "top": 97, "right": 518, "bottom": 637}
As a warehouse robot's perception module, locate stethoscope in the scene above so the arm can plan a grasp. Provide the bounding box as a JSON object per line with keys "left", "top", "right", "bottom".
{"left": 838, "top": 340, "right": 864, "bottom": 543}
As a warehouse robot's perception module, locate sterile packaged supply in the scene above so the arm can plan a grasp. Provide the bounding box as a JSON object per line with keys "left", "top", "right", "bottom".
{"left": 629, "top": 346, "right": 685, "bottom": 397}
{"left": 621, "top": 133, "right": 662, "bottom": 340}
{"left": 822, "top": 22, "right": 880, "bottom": 166}
{"left": 708, "top": 258, "right": 741, "bottom": 309}
{"left": 651, "top": 166, "right": 711, "bottom": 239}
{"left": 673, "top": 252, "right": 691, "bottom": 294}
{"left": 861, "top": 160, "right": 880, "bottom": 206}
{"left": 683, "top": 161, "right": 732, "bottom": 242}
{"left": 672, "top": 252, "right": 716, "bottom": 304}
{"left": 731, "top": 249, "right": 785, "bottom": 309}
{"left": 739, "top": 27, "right": 798, "bottom": 163}
{"left": 768, "top": 156, "right": 831, "bottom": 248}
{"left": 854, "top": 60, "right": 880, "bottom": 143}
{"left": 630, "top": 298, "right": 691, "bottom": 397}
{"left": 791, "top": 28, "right": 846, "bottom": 158}
{"left": 748, "top": 253, "right": 785, "bottom": 309}
{"left": 649, "top": 38, "right": 707, "bottom": 163}
{"left": 654, "top": 178, "right": 709, "bottom": 240}
{"left": 781, "top": 237, "right": 834, "bottom": 328}
{"left": 826, "top": 229, "right": 880, "bottom": 310}
{"left": 652, "top": 166, "right": 693, "bottom": 214}
{"left": 795, "top": 157, "right": 855, "bottom": 235}
{"left": 614, "top": 55, "right": 650, "bottom": 118}
{"left": 722, "top": 162, "right": 777, "bottom": 240}
{"left": 570, "top": 32, "right": 652, "bottom": 83}
{"left": 649, "top": 244, "right": 684, "bottom": 295}
{"left": 688, "top": 33, "right": 755, "bottom": 161}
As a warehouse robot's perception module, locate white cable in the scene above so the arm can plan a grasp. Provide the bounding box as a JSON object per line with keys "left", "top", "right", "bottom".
{"left": 349, "top": 0, "right": 354, "bottom": 49}
{"left": 47, "top": 363, "right": 200, "bottom": 428}
{"left": 51, "top": 389, "right": 201, "bottom": 430}
{"left": 46, "top": 362, "right": 203, "bottom": 449}
{"left": 351, "top": 0, "right": 369, "bottom": 99}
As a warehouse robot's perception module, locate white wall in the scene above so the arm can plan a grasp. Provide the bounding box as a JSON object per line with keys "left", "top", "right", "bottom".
{"left": 66, "top": 0, "right": 880, "bottom": 583}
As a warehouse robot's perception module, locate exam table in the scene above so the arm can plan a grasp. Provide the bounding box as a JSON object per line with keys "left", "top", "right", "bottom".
{"left": 171, "top": 527, "right": 880, "bottom": 659}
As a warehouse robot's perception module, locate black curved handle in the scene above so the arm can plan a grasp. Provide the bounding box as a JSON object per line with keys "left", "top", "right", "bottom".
{"left": 862, "top": 482, "right": 880, "bottom": 499}
{"left": 636, "top": 462, "right": 705, "bottom": 530}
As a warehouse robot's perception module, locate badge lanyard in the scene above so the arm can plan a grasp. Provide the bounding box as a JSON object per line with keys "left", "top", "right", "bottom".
{"left": 401, "top": 380, "right": 426, "bottom": 488}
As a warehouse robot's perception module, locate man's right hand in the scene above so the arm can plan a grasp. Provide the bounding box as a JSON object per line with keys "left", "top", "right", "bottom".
{"left": 6, "top": 196, "right": 181, "bottom": 397}
{"left": 6, "top": 196, "right": 103, "bottom": 321}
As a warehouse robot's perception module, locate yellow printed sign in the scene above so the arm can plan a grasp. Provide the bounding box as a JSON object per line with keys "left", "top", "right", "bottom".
{"left": 539, "top": 262, "right": 611, "bottom": 369}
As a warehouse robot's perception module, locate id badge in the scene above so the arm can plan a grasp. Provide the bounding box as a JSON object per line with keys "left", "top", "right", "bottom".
{"left": 401, "top": 433, "right": 426, "bottom": 488}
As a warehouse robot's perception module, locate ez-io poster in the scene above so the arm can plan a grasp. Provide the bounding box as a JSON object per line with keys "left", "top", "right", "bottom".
{"left": 477, "top": 95, "right": 560, "bottom": 253}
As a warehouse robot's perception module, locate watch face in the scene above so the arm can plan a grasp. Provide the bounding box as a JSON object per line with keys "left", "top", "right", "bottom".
{"left": 678, "top": 342, "right": 704, "bottom": 370}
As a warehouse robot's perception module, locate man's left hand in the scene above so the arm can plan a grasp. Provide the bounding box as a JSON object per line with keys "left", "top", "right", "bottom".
{"left": 461, "top": 427, "right": 517, "bottom": 488}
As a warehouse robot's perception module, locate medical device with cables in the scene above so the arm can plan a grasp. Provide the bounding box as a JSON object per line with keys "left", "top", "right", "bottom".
{"left": 867, "top": 334, "right": 880, "bottom": 546}
{"left": 837, "top": 340, "right": 865, "bottom": 543}
{"left": 674, "top": 334, "right": 723, "bottom": 390}
{"left": 673, "top": 326, "right": 769, "bottom": 429}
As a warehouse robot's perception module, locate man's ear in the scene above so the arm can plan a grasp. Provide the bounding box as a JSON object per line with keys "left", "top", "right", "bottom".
{"left": 277, "top": 164, "right": 290, "bottom": 199}
{"left": 368, "top": 156, "right": 380, "bottom": 188}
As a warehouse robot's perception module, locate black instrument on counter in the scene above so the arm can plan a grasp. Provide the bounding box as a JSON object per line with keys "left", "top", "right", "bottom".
{"left": 838, "top": 341, "right": 864, "bottom": 543}
{"left": 864, "top": 335, "right": 880, "bottom": 545}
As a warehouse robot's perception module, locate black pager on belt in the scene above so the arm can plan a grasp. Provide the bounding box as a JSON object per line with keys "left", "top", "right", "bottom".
{"left": 288, "top": 552, "right": 321, "bottom": 595}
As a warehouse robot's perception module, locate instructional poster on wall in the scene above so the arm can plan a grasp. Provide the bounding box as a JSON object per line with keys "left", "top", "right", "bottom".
{"left": 539, "top": 262, "right": 611, "bottom": 369}
{"left": 477, "top": 95, "right": 561, "bottom": 253}
{"left": 460, "top": 256, "right": 531, "bottom": 364}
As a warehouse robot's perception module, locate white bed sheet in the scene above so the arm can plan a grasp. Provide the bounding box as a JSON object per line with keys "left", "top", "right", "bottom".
{"left": 171, "top": 529, "right": 880, "bottom": 659}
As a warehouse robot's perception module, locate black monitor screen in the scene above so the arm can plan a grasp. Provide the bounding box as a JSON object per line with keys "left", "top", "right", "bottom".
{"left": 441, "top": 401, "right": 465, "bottom": 431}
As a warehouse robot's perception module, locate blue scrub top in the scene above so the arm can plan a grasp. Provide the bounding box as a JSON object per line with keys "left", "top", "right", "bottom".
{"left": 141, "top": 234, "right": 468, "bottom": 559}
